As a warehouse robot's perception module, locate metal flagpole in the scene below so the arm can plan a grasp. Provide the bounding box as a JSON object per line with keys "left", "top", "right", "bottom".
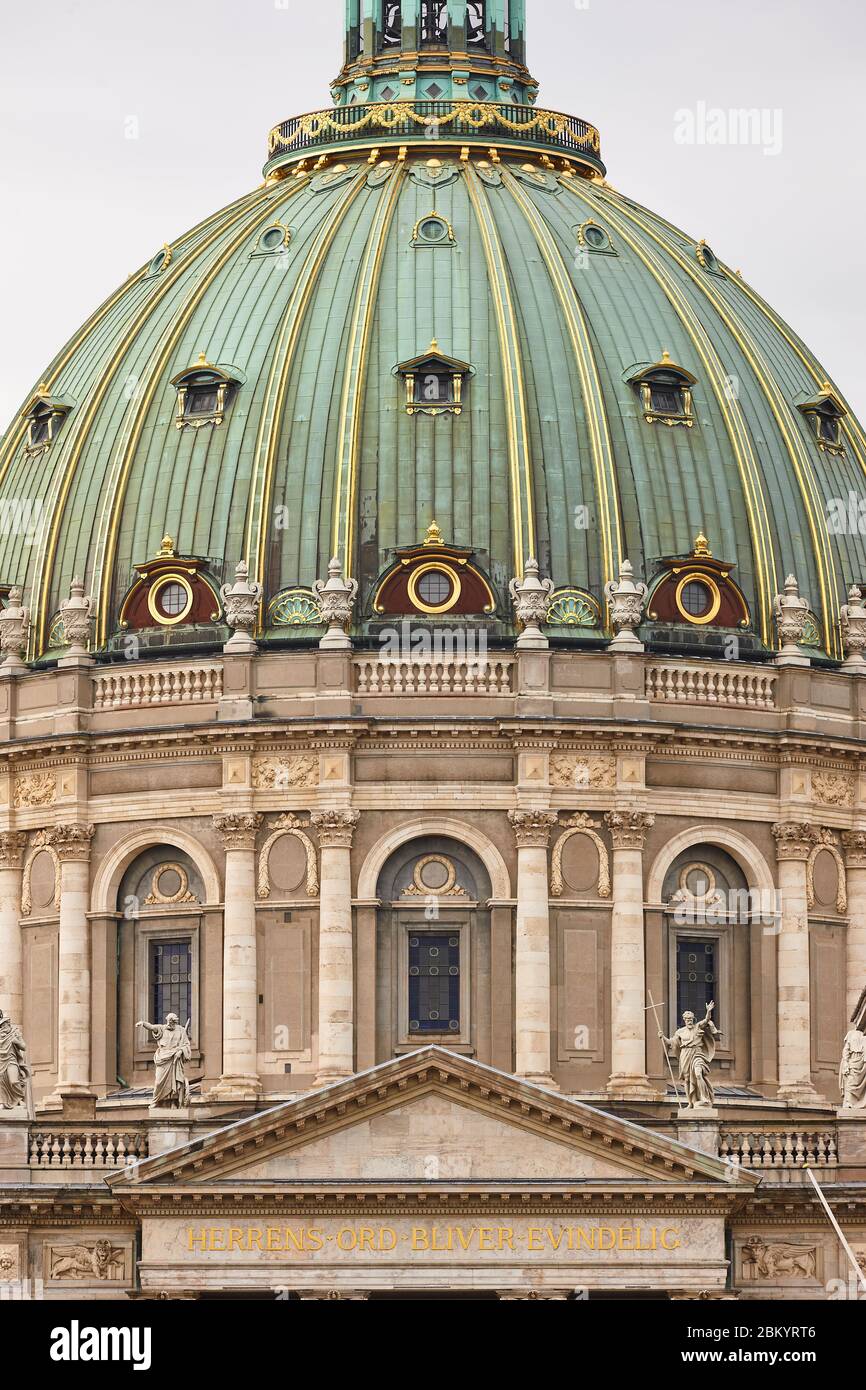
{"left": 805, "top": 1165, "right": 866, "bottom": 1294}
{"left": 645, "top": 989, "right": 681, "bottom": 1107}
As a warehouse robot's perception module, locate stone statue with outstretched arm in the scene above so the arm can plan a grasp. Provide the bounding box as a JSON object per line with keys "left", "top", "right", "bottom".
{"left": 660, "top": 1001, "right": 720, "bottom": 1110}
{"left": 136, "top": 1014, "right": 191, "bottom": 1110}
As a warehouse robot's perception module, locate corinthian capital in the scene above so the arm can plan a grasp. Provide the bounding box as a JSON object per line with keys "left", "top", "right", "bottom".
{"left": 772, "top": 821, "right": 820, "bottom": 862}
{"left": 0, "top": 830, "right": 27, "bottom": 870}
{"left": 842, "top": 831, "right": 866, "bottom": 869}
{"left": 508, "top": 809, "right": 558, "bottom": 849}
{"left": 213, "top": 812, "right": 262, "bottom": 851}
{"left": 46, "top": 823, "right": 95, "bottom": 862}
{"left": 604, "top": 811, "right": 655, "bottom": 850}
{"left": 311, "top": 809, "right": 360, "bottom": 849}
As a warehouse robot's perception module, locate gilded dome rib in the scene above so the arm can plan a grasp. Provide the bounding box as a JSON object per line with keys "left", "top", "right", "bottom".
{"left": 245, "top": 170, "right": 370, "bottom": 596}
{"left": 464, "top": 163, "right": 535, "bottom": 575}
{"left": 31, "top": 187, "right": 276, "bottom": 653}
{"left": 331, "top": 162, "right": 407, "bottom": 572}
{"left": 501, "top": 168, "right": 622, "bottom": 589}
{"left": 561, "top": 180, "right": 777, "bottom": 646}
{"left": 601, "top": 189, "right": 841, "bottom": 655}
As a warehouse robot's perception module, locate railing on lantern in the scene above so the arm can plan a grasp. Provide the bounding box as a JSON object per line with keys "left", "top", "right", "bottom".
{"left": 265, "top": 100, "right": 603, "bottom": 169}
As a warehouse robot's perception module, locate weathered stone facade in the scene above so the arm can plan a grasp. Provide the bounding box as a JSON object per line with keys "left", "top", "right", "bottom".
{"left": 2, "top": 646, "right": 865, "bottom": 1299}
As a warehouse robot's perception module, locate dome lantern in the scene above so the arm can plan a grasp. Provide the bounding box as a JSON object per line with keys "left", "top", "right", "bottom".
{"left": 339, "top": 1, "right": 533, "bottom": 105}
{"left": 265, "top": 0, "right": 603, "bottom": 177}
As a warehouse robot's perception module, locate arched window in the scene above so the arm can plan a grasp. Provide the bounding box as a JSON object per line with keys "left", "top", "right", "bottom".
{"left": 662, "top": 845, "right": 752, "bottom": 1053}
{"left": 116, "top": 847, "right": 205, "bottom": 1089}
{"left": 374, "top": 837, "right": 493, "bottom": 1057}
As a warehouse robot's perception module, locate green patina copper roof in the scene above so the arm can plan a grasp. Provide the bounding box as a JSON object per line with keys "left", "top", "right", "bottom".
{"left": 1, "top": 0, "right": 864, "bottom": 659}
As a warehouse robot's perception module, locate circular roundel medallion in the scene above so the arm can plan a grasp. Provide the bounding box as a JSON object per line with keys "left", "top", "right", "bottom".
{"left": 412, "top": 854, "right": 457, "bottom": 895}
{"left": 145, "top": 861, "right": 196, "bottom": 906}
{"left": 678, "top": 862, "right": 717, "bottom": 904}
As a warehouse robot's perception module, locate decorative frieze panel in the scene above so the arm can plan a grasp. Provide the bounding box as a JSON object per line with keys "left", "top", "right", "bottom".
{"left": 13, "top": 771, "right": 56, "bottom": 809}
{"left": 252, "top": 755, "right": 319, "bottom": 790}
{"left": 550, "top": 754, "right": 616, "bottom": 790}
{"left": 44, "top": 1238, "right": 133, "bottom": 1285}
{"left": 812, "top": 770, "right": 855, "bottom": 808}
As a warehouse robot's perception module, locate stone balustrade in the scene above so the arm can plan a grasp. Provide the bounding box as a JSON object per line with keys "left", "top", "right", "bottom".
{"left": 353, "top": 654, "right": 515, "bottom": 696}
{"left": 646, "top": 662, "right": 778, "bottom": 710}
{"left": 719, "top": 1129, "right": 838, "bottom": 1168}
{"left": 29, "top": 1128, "right": 147, "bottom": 1169}
{"left": 92, "top": 664, "right": 223, "bottom": 711}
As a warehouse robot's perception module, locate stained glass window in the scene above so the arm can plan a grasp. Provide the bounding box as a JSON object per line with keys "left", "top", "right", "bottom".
{"left": 466, "top": 1, "right": 486, "bottom": 46}
{"left": 675, "top": 938, "right": 716, "bottom": 1021}
{"left": 150, "top": 939, "right": 192, "bottom": 1025}
{"left": 420, "top": 0, "right": 447, "bottom": 44}
{"left": 408, "top": 934, "right": 460, "bottom": 1034}
{"left": 381, "top": 1, "right": 401, "bottom": 47}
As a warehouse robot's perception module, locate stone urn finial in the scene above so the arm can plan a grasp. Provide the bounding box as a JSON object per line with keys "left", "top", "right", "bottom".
{"left": 0, "top": 587, "right": 30, "bottom": 672}
{"left": 314, "top": 557, "right": 359, "bottom": 649}
{"left": 509, "top": 558, "right": 554, "bottom": 649}
{"left": 220, "top": 559, "right": 262, "bottom": 653}
{"left": 773, "top": 574, "right": 811, "bottom": 666}
{"left": 840, "top": 585, "right": 866, "bottom": 673}
{"left": 604, "top": 559, "right": 648, "bottom": 653}
{"left": 58, "top": 575, "right": 94, "bottom": 665}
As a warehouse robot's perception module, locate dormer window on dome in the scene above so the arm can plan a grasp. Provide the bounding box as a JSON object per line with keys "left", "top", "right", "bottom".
{"left": 412, "top": 212, "right": 455, "bottom": 248}
{"left": 118, "top": 535, "right": 221, "bottom": 632}
{"left": 647, "top": 534, "right": 751, "bottom": 630}
{"left": 21, "top": 387, "right": 72, "bottom": 457}
{"left": 170, "top": 355, "right": 243, "bottom": 430}
{"left": 373, "top": 522, "right": 496, "bottom": 617}
{"left": 628, "top": 352, "right": 697, "bottom": 428}
{"left": 797, "top": 384, "right": 846, "bottom": 455}
{"left": 396, "top": 341, "right": 473, "bottom": 417}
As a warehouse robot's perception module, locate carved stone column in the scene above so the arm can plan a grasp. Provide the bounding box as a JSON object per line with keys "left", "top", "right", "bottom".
{"left": 311, "top": 810, "right": 359, "bottom": 1084}
{"left": 842, "top": 832, "right": 866, "bottom": 1023}
{"left": 772, "top": 822, "right": 820, "bottom": 1102}
{"left": 508, "top": 810, "right": 557, "bottom": 1085}
{"left": 212, "top": 813, "right": 263, "bottom": 1099}
{"left": 604, "top": 811, "right": 657, "bottom": 1098}
{"left": 46, "top": 824, "right": 95, "bottom": 1098}
{"left": 0, "top": 832, "right": 27, "bottom": 1020}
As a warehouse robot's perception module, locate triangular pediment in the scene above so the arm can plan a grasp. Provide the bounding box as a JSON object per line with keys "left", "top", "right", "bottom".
{"left": 109, "top": 1049, "right": 757, "bottom": 1193}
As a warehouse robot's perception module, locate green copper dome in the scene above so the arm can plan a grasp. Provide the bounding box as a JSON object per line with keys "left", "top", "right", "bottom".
{"left": 1, "top": 0, "right": 864, "bottom": 659}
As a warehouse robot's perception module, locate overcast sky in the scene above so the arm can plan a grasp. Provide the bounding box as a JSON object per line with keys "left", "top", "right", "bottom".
{"left": 1, "top": 0, "right": 863, "bottom": 426}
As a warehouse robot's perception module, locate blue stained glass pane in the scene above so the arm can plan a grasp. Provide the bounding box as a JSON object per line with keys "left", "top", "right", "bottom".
{"left": 150, "top": 939, "right": 192, "bottom": 1025}
{"left": 408, "top": 933, "right": 460, "bottom": 1033}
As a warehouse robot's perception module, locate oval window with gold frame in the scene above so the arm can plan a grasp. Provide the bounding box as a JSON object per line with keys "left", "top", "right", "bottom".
{"left": 147, "top": 573, "right": 194, "bottom": 626}
{"left": 675, "top": 573, "right": 721, "bottom": 626}
{"left": 407, "top": 562, "right": 462, "bottom": 615}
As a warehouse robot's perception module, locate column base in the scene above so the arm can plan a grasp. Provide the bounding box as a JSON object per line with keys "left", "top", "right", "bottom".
{"left": 40, "top": 1087, "right": 97, "bottom": 1118}
{"left": 606, "top": 1075, "right": 664, "bottom": 1101}
{"left": 776, "top": 1082, "right": 824, "bottom": 1105}
{"left": 314, "top": 1069, "right": 355, "bottom": 1088}
{"left": 516, "top": 1071, "right": 559, "bottom": 1091}
{"left": 206, "top": 1075, "right": 262, "bottom": 1102}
